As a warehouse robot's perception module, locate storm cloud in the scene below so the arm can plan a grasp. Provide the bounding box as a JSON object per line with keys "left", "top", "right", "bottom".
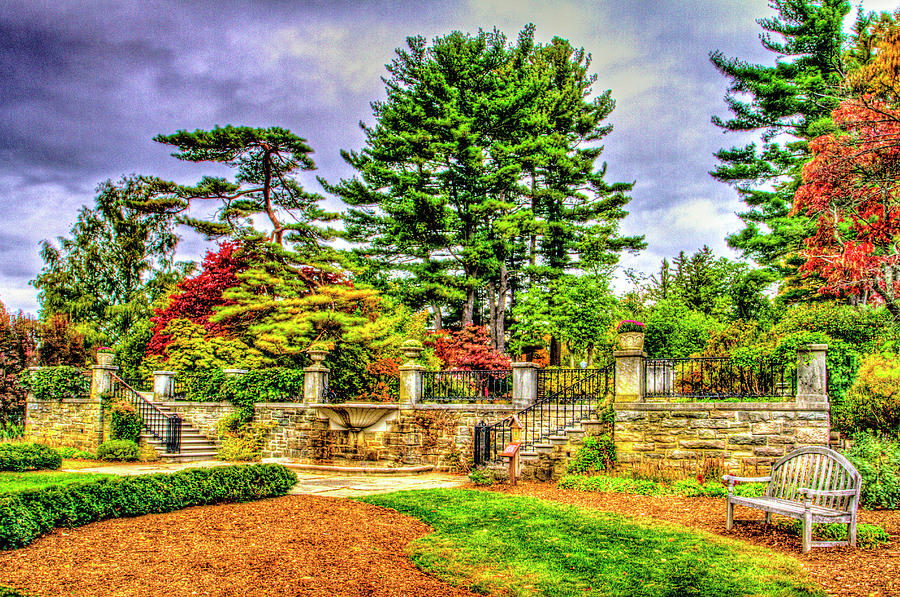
{"left": 1, "top": 0, "right": 895, "bottom": 313}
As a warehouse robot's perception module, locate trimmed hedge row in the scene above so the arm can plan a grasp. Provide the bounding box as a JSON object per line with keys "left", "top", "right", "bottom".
{"left": 0, "top": 444, "right": 62, "bottom": 472}
{"left": 0, "top": 463, "right": 297, "bottom": 550}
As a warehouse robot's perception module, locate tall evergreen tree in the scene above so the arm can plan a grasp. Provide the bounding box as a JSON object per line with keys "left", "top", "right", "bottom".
{"left": 710, "top": 0, "right": 850, "bottom": 299}
{"left": 329, "top": 27, "right": 642, "bottom": 354}
{"left": 32, "top": 176, "right": 183, "bottom": 343}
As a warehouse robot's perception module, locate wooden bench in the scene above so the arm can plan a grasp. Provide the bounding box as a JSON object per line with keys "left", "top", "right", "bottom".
{"left": 723, "top": 446, "right": 862, "bottom": 553}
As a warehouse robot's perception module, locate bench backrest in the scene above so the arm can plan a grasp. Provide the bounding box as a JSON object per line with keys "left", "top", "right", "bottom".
{"left": 766, "top": 446, "right": 861, "bottom": 511}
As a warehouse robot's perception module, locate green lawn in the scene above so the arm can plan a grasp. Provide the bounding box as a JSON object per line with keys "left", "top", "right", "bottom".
{"left": 360, "top": 489, "right": 823, "bottom": 597}
{"left": 0, "top": 470, "right": 113, "bottom": 494}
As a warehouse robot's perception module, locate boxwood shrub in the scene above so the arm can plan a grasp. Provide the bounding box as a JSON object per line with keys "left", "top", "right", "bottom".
{"left": 97, "top": 440, "right": 140, "bottom": 462}
{"left": 0, "top": 443, "right": 62, "bottom": 472}
{"left": 0, "top": 463, "right": 297, "bottom": 550}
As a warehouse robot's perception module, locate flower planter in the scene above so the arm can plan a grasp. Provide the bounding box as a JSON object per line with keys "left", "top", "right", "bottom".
{"left": 96, "top": 351, "right": 115, "bottom": 367}
{"left": 617, "top": 332, "right": 644, "bottom": 351}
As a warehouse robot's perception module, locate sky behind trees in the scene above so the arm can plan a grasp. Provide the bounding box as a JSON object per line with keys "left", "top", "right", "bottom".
{"left": 0, "top": 0, "right": 895, "bottom": 314}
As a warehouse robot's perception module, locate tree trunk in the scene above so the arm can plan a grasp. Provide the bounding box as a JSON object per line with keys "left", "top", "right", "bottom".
{"left": 874, "top": 264, "right": 900, "bottom": 320}
{"left": 549, "top": 336, "right": 561, "bottom": 367}
{"left": 462, "top": 287, "right": 475, "bottom": 327}
{"left": 495, "top": 262, "right": 508, "bottom": 353}
{"left": 432, "top": 304, "right": 442, "bottom": 331}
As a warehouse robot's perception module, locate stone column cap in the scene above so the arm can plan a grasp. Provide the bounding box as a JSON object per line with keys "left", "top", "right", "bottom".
{"left": 152, "top": 370, "right": 177, "bottom": 376}
{"left": 613, "top": 349, "right": 646, "bottom": 357}
{"left": 398, "top": 363, "right": 426, "bottom": 372}
{"left": 798, "top": 344, "right": 828, "bottom": 351}
{"left": 91, "top": 364, "right": 119, "bottom": 371}
{"left": 223, "top": 368, "right": 248, "bottom": 375}
{"left": 511, "top": 361, "right": 540, "bottom": 369}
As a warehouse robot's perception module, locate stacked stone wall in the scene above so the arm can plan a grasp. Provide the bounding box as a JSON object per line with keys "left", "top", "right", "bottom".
{"left": 614, "top": 402, "right": 830, "bottom": 473}
{"left": 157, "top": 401, "right": 237, "bottom": 440}
{"left": 25, "top": 398, "right": 104, "bottom": 452}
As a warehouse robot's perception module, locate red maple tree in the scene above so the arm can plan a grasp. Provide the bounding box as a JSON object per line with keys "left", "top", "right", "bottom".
{"left": 425, "top": 325, "right": 511, "bottom": 371}
{"left": 793, "top": 96, "right": 900, "bottom": 317}
{"left": 146, "top": 241, "right": 248, "bottom": 355}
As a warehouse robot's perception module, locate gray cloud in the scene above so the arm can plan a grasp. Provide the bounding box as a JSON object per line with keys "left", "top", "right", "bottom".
{"left": 0, "top": 0, "right": 877, "bottom": 313}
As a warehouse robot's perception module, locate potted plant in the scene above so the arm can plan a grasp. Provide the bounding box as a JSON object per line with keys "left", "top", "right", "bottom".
{"left": 307, "top": 342, "right": 330, "bottom": 366}
{"left": 400, "top": 339, "right": 424, "bottom": 362}
{"left": 616, "top": 320, "right": 645, "bottom": 350}
{"left": 96, "top": 347, "right": 116, "bottom": 367}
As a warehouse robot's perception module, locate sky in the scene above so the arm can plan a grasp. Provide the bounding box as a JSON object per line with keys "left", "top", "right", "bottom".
{"left": 1, "top": 0, "right": 897, "bottom": 316}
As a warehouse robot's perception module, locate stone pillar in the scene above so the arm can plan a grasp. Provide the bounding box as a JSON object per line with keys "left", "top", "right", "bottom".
{"left": 398, "top": 341, "right": 425, "bottom": 406}
{"left": 614, "top": 349, "right": 645, "bottom": 402}
{"left": 511, "top": 362, "right": 539, "bottom": 409}
{"left": 90, "top": 353, "right": 118, "bottom": 400}
{"left": 797, "top": 344, "right": 828, "bottom": 404}
{"left": 91, "top": 351, "right": 118, "bottom": 447}
{"left": 153, "top": 371, "right": 176, "bottom": 400}
{"left": 304, "top": 350, "right": 329, "bottom": 404}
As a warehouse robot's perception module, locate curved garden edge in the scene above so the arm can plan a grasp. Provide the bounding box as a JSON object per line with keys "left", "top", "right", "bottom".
{"left": 478, "top": 482, "right": 900, "bottom": 597}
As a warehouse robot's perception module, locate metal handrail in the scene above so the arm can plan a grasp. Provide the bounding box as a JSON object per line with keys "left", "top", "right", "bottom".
{"left": 643, "top": 356, "right": 795, "bottom": 399}
{"left": 422, "top": 369, "right": 512, "bottom": 403}
{"left": 474, "top": 367, "right": 612, "bottom": 465}
{"left": 111, "top": 374, "right": 181, "bottom": 454}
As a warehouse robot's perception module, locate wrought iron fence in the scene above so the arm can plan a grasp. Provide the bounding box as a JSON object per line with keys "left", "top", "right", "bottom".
{"left": 474, "top": 366, "right": 613, "bottom": 465}
{"left": 111, "top": 374, "right": 181, "bottom": 453}
{"left": 643, "top": 357, "right": 794, "bottom": 399}
{"left": 422, "top": 369, "right": 512, "bottom": 403}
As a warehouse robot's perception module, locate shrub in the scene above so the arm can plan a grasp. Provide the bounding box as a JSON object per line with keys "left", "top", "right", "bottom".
{"left": 96, "top": 440, "right": 140, "bottom": 462}
{"left": 644, "top": 299, "right": 722, "bottom": 358}
{"left": 0, "top": 443, "right": 61, "bottom": 472}
{"left": 18, "top": 367, "right": 88, "bottom": 401}
{"left": 0, "top": 463, "right": 297, "bottom": 550}
{"left": 773, "top": 519, "right": 890, "bottom": 549}
{"left": 467, "top": 469, "right": 493, "bottom": 486}
{"left": 845, "top": 432, "right": 900, "bottom": 509}
{"left": 110, "top": 402, "right": 143, "bottom": 444}
{"left": 55, "top": 447, "right": 96, "bottom": 460}
{"left": 841, "top": 353, "right": 900, "bottom": 434}
{"left": 567, "top": 436, "right": 616, "bottom": 474}
{"left": 558, "top": 474, "right": 768, "bottom": 498}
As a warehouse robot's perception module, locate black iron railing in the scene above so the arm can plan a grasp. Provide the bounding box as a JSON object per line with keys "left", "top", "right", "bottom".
{"left": 643, "top": 357, "right": 794, "bottom": 399}
{"left": 123, "top": 377, "right": 149, "bottom": 392}
{"left": 422, "top": 369, "right": 512, "bottom": 403}
{"left": 112, "top": 374, "right": 181, "bottom": 453}
{"left": 474, "top": 366, "right": 612, "bottom": 465}
{"left": 170, "top": 377, "right": 186, "bottom": 400}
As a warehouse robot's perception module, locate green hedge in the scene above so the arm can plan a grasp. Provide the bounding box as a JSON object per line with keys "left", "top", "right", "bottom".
{"left": 97, "top": 440, "right": 140, "bottom": 462}
{"left": 0, "top": 463, "right": 297, "bottom": 550}
{"left": 0, "top": 444, "right": 62, "bottom": 472}
{"left": 557, "top": 474, "right": 767, "bottom": 498}
{"left": 18, "top": 367, "right": 88, "bottom": 401}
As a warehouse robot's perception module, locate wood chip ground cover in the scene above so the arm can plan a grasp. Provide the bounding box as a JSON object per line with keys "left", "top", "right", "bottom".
{"left": 0, "top": 495, "right": 476, "bottom": 597}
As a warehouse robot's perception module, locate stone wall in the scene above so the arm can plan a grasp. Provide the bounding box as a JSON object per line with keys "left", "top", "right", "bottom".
{"left": 156, "top": 401, "right": 238, "bottom": 440}
{"left": 25, "top": 398, "right": 104, "bottom": 452}
{"left": 613, "top": 402, "right": 830, "bottom": 473}
{"left": 156, "top": 400, "right": 516, "bottom": 471}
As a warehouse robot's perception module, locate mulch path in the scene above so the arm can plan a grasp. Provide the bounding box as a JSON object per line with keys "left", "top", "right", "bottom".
{"left": 482, "top": 482, "right": 900, "bottom": 597}
{"left": 2, "top": 486, "right": 898, "bottom": 596}
{"left": 0, "top": 495, "right": 476, "bottom": 597}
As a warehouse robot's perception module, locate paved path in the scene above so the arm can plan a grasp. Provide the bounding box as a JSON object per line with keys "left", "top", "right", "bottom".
{"left": 63, "top": 460, "right": 466, "bottom": 498}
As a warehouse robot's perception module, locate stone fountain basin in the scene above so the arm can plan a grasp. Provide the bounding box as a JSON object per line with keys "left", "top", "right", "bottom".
{"left": 311, "top": 403, "right": 400, "bottom": 431}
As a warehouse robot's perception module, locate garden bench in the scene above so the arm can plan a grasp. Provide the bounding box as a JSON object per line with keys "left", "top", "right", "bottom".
{"left": 723, "top": 446, "right": 861, "bottom": 553}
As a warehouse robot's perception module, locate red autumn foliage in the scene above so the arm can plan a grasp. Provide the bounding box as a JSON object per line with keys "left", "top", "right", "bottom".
{"left": 147, "top": 242, "right": 248, "bottom": 356}
{"left": 793, "top": 97, "right": 900, "bottom": 316}
{"left": 425, "top": 325, "right": 511, "bottom": 371}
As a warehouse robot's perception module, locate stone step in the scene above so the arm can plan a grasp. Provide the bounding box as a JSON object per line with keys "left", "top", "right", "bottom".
{"left": 159, "top": 451, "right": 221, "bottom": 463}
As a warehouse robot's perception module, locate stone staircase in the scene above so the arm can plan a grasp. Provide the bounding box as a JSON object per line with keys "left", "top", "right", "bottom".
{"left": 141, "top": 401, "right": 220, "bottom": 462}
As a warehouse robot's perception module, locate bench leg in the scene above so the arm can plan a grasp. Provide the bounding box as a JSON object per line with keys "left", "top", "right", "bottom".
{"left": 765, "top": 512, "right": 772, "bottom": 525}
{"left": 802, "top": 511, "right": 812, "bottom": 554}
{"left": 849, "top": 516, "right": 857, "bottom": 548}
{"left": 726, "top": 501, "right": 734, "bottom": 531}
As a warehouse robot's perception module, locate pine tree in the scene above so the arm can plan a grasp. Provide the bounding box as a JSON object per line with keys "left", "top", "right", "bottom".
{"left": 710, "top": 0, "right": 850, "bottom": 299}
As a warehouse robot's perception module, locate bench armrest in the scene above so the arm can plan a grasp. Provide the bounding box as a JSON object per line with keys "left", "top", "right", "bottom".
{"left": 797, "top": 487, "right": 858, "bottom": 497}
{"left": 722, "top": 474, "right": 770, "bottom": 486}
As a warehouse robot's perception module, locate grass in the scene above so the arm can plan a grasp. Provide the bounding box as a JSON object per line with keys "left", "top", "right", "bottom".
{"left": 360, "top": 489, "right": 824, "bottom": 597}
{"left": 0, "top": 470, "right": 114, "bottom": 494}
